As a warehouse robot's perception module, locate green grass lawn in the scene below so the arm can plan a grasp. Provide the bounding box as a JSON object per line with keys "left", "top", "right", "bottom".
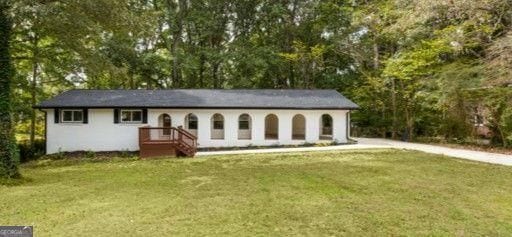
{"left": 2, "top": 149, "right": 512, "bottom": 236}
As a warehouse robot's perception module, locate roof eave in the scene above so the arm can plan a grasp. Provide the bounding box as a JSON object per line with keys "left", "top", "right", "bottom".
{"left": 33, "top": 105, "right": 359, "bottom": 110}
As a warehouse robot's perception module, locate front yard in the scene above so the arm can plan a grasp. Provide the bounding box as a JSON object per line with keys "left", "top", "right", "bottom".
{"left": 1, "top": 149, "right": 512, "bottom": 236}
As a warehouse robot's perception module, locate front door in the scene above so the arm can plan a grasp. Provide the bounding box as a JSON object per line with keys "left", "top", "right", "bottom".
{"left": 161, "top": 114, "right": 172, "bottom": 136}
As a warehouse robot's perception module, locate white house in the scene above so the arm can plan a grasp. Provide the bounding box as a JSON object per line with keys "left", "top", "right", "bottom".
{"left": 35, "top": 89, "right": 359, "bottom": 157}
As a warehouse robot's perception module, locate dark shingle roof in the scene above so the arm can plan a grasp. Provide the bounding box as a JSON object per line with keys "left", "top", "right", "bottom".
{"left": 35, "top": 89, "right": 359, "bottom": 110}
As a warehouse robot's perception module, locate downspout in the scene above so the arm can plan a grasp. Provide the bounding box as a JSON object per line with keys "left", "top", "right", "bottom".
{"left": 44, "top": 110, "right": 47, "bottom": 154}
{"left": 346, "top": 111, "right": 351, "bottom": 142}
{"left": 37, "top": 108, "right": 47, "bottom": 154}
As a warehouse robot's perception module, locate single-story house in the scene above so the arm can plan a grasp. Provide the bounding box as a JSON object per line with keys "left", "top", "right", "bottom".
{"left": 35, "top": 89, "right": 359, "bottom": 157}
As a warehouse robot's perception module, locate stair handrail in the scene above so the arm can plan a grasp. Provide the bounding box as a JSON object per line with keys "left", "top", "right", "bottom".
{"left": 176, "top": 126, "right": 197, "bottom": 153}
{"left": 177, "top": 126, "right": 197, "bottom": 140}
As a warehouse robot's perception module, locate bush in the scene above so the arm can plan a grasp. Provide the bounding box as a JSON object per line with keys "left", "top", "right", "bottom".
{"left": 17, "top": 139, "right": 45, "bottom": 163}
{"left": 119, "top": 149, "right": 133, "bottom": 158}
{"left": 85, "top": 150, "right": 96, "bottom": 158}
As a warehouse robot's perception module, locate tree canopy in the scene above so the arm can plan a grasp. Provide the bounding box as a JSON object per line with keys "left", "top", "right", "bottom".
{"left": 7, "top": 0, "right": 512, "bottom": 150}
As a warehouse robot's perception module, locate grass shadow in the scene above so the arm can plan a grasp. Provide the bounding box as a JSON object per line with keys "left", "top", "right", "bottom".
{"left": 0, "top": 176, "right": 33, "bottom": 186}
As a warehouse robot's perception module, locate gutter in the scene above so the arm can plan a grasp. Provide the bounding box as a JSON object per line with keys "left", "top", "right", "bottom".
{"left": 33, "top": 105, "right": 361, "bottom": 110}
{"left": 33, "top": 103, "right": 361, "bottom": 113}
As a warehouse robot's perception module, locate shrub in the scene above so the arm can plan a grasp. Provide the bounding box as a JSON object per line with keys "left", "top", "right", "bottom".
{"left": 85, "top": 150, "right": 96, "bottom": 159}
{"left": 17, "top": 139, "right": 45, "bottom": 163}
{"left": 119, "top": 149, "right": 133, "bottom": 158}
{"left": 54, "top": 149, "right": 65, "bottom": 160}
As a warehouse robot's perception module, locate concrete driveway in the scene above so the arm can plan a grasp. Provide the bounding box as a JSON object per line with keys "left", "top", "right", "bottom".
{"left": 355, "top": 137, "right": 512, "bottom": 166}
{"left": 197, "top": 138, "right": 512, "bottom": 166}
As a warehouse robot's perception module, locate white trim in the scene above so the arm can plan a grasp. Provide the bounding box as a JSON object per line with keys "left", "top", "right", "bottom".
{"left": 61, "top": 109, "right": 83, "bottom": 123}
{"left": 120, "top": 109, "right": 143, "bottom": 124}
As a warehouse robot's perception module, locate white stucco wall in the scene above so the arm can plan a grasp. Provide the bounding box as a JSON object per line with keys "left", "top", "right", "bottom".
{"left": 45, "top": 108, "right": 349, "bottom": 154}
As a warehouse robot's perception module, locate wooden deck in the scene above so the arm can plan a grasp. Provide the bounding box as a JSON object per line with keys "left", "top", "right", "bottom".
{"left": 139, "top": 126, "right": 197, "bottom": 158}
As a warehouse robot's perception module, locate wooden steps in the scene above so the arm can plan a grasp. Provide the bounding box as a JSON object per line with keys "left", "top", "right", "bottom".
{"left": 139, "top": 126, "right": 197, "bottom": 158}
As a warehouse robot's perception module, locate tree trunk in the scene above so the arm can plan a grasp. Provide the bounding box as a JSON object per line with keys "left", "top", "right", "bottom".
{"left": 212, "top": 62, "right": 220, "bottom": 88}
{"left": 128, "top": 70, "right": 135, "bottom": 89}
{"left": 165, "top": 0, "right": 187, "bottom": 88}
{"left": 398, "top": 79, "right": 414, "bottom": 142}
{"left": 403, "top": 97, "right": 415, "bottom": 142}
{"left": 0, "top": 1, "right": 20, "bottom": 178}
{"left": 170, "top": 0, "right": 187, "bottom": 88}
{"left": 288, "top": 63, "right": 295, "bottom": 88}
{"left": 373, "top": 41, "right": 379, "bottom": 70}
{"left": 492, "top": 104, "right": 508, "bottom": 148}
{"left": 30, "top": 34, "right": 39, "bottom": 148}
{"left": 171, "top": 40, "right": 181, "bottom": 87}
{"left": 303, "top": 59, "right": 310, "bottom": 89}
{"left": 391, "top": 77, "right": 397, "bottom": 139}
{"left": 284, "top": 0, "right": 298, "bottom": 88}
{"left": 381, "top": 107, "right": 386, "bottom": 138}
{"left": 199, "top": 52, "right": 205, "bottom": 88}
{"left": 497, "top": 124, "right": 507, "bottom": 148}
{"left": 404, "top": 105, "right": 411, "bottom": 141}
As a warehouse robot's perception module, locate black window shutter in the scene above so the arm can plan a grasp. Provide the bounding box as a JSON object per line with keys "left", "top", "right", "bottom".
{"left": 113, "top": 109, "right": 119, "bottom": 123}
{"left": 142, "top": 109, "right": 148, "bottom": 123}
{"left": 83, "top": 109, "right": 88, "bottom": 124}
{"left": 54, "top": 109, "right": 60, "bottom": 123}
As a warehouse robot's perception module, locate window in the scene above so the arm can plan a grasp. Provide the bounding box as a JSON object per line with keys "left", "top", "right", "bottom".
{"left": 62, "top": 110, "right": 83, "bottom": 123}
{"left": 322, "top": 114, "right": 332, "bottom": 128}
{"left": 211, "top": 113, "right": 225, "bottom": 139}
{"left": 320, "top": 114, "right": 333, "bottom": 137}
{"left": 265, "top": 114, "right": 279, "bottom": 139}
{"left": 238, "top": 114, "right": 252, "bottom": 140}
{"left": 121, "top": 110, "right": 143, "bottom": 123}
{"left": 213, "top": 121, "right": 223, "bottom": 129}
{"left": 159, "top": 114, "right": 171, "bottom": 135}
{"left": 292, "top": 114, "right": 306, "bottom": 140}
{"left": 239, "top": 121, "right": 249, "bottom": 129}
{"left": 239, "top": 114, "right": 250, "bottom": 130}
{"left": 186, "top": 114, "right": 198, "bottom": 129}
{"left": 213, "top": 115, "right": 224, "bottom": 129}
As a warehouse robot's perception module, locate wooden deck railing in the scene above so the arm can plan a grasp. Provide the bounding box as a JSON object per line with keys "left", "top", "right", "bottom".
{"left": 139, "top": 126, "right": 197, "bottom": 157}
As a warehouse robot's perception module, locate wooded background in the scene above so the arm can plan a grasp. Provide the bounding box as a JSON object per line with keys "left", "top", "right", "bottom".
{"left": 7, "top": 0, "right": 512, "bottom": 150}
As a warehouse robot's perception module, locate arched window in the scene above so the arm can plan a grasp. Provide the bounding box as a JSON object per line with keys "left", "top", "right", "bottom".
{"left": 185, "top": 113, "right": 198, "bottom": 136}
{"left": 292, "top": 114, "right": 306, "bottom": 140}
{"left": 265, "top": 114, "right": 279, "bottom": 140}
{"left": 238, "top": 114, "right": 252, "bottom": 140}
{"left": 320, "top": 114, "right": 333, "bottom": 140}
{"left": 158, "top": 114, "right": 172, "bottom": 136}
{"left": 211, "top": 113, "right": 224, "bottom": 139}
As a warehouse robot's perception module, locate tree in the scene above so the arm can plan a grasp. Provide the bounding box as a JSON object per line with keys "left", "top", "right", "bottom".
{"left": 5, "top": 0, "right": 512, "bottom": 153}
{"left": 0, "top": 0, "right": 20, "bottom": 178}
{"left": 484, "top": 30, "right": 512, "bottom": 147}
